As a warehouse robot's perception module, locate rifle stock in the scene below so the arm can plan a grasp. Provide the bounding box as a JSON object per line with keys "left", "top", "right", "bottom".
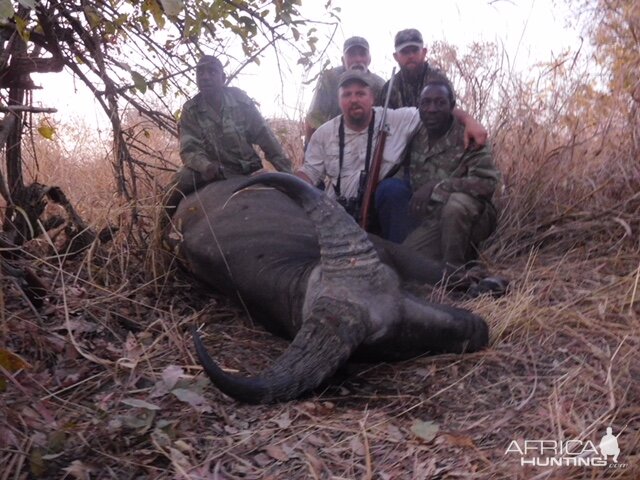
{"left": 359, "top": 130, "right": 387, "bottom": 230}
{"left": 359, "top": 68, "right": 396, "bottom": 230}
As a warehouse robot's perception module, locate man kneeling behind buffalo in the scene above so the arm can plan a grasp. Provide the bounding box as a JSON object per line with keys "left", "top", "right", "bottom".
{"left": 398, "top": 77, "right": 500, "bottom": 269}
{"left": 165, "top": 55, "right": 292, "bottom": 214}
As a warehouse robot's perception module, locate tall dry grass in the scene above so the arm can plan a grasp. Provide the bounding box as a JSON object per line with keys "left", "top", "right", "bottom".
{"left": 2, "top": 25, "right": 639, "bottom": 479}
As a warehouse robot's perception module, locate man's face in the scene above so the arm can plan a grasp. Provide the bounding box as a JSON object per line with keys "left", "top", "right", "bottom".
{"left": 419, "top": 84, "right": 453, "bottom": 133}
{"left": 342, "top": 46, "right": 371, "bottom": 71}
{"left": 339, "top": 81, "right": 374, "bottom": 128}
{"left": 196, "top": 63, "right": 225, "bottom": 95}
{"left": 393, "top": 45, "right": 427, "bottom": 74}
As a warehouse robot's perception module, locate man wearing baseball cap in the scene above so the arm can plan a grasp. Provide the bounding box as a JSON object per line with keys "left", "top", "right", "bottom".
{"left": 298, "top": 69, "right": 420, "bottom": 226}
{"left": 304, "top": 36, "right": 385, "bottom": 144}
{"left": 379, "top": 28, "right": 487, "bottom": 150}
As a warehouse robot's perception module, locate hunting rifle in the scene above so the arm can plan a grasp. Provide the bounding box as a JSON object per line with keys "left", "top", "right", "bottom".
{"left": 359, "top": 67, "right": 396, "bottom": 230}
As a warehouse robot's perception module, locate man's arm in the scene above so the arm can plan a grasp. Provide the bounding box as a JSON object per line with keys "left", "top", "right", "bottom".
{"left": 436, "top": 146, "right": 499, "bottom": 202}
{"left": 452, "top": 107, "right": 488, "bottom": 150}
{"left": 244, "top": 99, "right": 292, "bottom": 174}
{"left": 295, "top": 129, "right": 326, "bottom": 188}
{"left": 303, "top": 121, "right": 317, "bottom": 148}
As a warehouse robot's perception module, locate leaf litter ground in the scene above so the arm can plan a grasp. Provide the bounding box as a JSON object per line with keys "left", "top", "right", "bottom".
{"left": 1, "top": 221, "right": 639, "bottom": 480}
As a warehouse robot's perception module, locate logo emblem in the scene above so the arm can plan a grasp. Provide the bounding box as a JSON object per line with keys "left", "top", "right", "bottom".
{"left": 599, "top": 427, "right": 620, "bottom": 463}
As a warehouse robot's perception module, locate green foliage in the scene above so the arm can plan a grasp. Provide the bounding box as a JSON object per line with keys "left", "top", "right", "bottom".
{"left": 14, "top": 14, "right": 29, "bottom": 41}
{"left": 0, "top": 0, "right": 336, "bottom": 120}
{"left": 37, "top": 120, "right": 55, "bottom": 140}
{"left": 0, "top": 0, "right": 338, "bottom": 199}
{"left": 131, "top": 71, "right": 147, "bottom": 93}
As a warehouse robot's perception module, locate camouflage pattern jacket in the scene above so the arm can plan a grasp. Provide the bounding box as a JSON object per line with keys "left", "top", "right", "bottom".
{"left": 179, "top": 88, "right": 291, "bottom": 177}
{"left": 378, "top": 63, "right": 447, "bottom": 109}
{"left": 306, "top": 66, "right": 385, "bottom": 131}
{"left": 406, "top": 120, "right": 500, "bottom": 204}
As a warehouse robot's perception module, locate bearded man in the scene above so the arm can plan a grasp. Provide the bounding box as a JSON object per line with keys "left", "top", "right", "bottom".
{"left": 296, "top": 70, "right": 418, "bottom": 221}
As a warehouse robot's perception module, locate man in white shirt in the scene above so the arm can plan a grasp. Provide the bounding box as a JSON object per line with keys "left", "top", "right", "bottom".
{"left": 297, "top": 70, "right": 418, "bottom": 227}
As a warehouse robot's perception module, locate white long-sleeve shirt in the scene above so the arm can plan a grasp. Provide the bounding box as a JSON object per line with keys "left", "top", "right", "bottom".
{"left": 300, "top": 106, "right": 420, "bottom": 199}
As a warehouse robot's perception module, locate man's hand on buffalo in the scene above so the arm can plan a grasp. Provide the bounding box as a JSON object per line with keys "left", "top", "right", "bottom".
{"left": 250, "top": 168, "right": 269, "bottom": 177}
{"left": 202, "top": 161, "right": 224, "bottom": 182}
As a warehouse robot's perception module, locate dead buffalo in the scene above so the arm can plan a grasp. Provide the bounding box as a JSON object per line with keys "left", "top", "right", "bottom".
{"left": 164, "top": 173, "right": 489, "bottom": 404}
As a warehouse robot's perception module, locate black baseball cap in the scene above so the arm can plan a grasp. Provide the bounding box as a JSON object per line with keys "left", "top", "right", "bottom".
{"left": 394, "top": 29, "right": 424, "bottom": 53}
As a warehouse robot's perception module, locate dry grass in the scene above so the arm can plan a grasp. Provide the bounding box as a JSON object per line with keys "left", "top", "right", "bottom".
{"left": 2, "top": 41, "right": 640, "bottom": 480}
{"left": 2, "top": 228, "right": 638, "bottom": 479}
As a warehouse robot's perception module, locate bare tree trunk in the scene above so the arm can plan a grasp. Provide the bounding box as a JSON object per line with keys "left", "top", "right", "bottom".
{"left": 1, "top": 86, "right": 35, "bottom": 246}
{"left": 6, "top": 86, "right": 24, "bottom": 194}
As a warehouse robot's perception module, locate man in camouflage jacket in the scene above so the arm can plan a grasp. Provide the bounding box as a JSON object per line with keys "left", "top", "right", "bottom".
{"left": 378, "top": 28, "right": 487, "bottom": 150}
{"left": 402, "top": 77, "right": 500, "bottom": 267}
{"left": 168, "top": 55, "right": 291, "bottom": 212}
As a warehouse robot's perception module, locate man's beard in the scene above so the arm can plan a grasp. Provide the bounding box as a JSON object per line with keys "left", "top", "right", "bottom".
{"left": 401, "top": 63, "right": 422, "bottom": 81}
{"left": 345, "top": 108, "right": 370, "bottom": 129}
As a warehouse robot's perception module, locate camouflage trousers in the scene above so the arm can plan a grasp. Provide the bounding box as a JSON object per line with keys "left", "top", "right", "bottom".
{"left": 403, "top": 192, "right": 496, "bottom": 267}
